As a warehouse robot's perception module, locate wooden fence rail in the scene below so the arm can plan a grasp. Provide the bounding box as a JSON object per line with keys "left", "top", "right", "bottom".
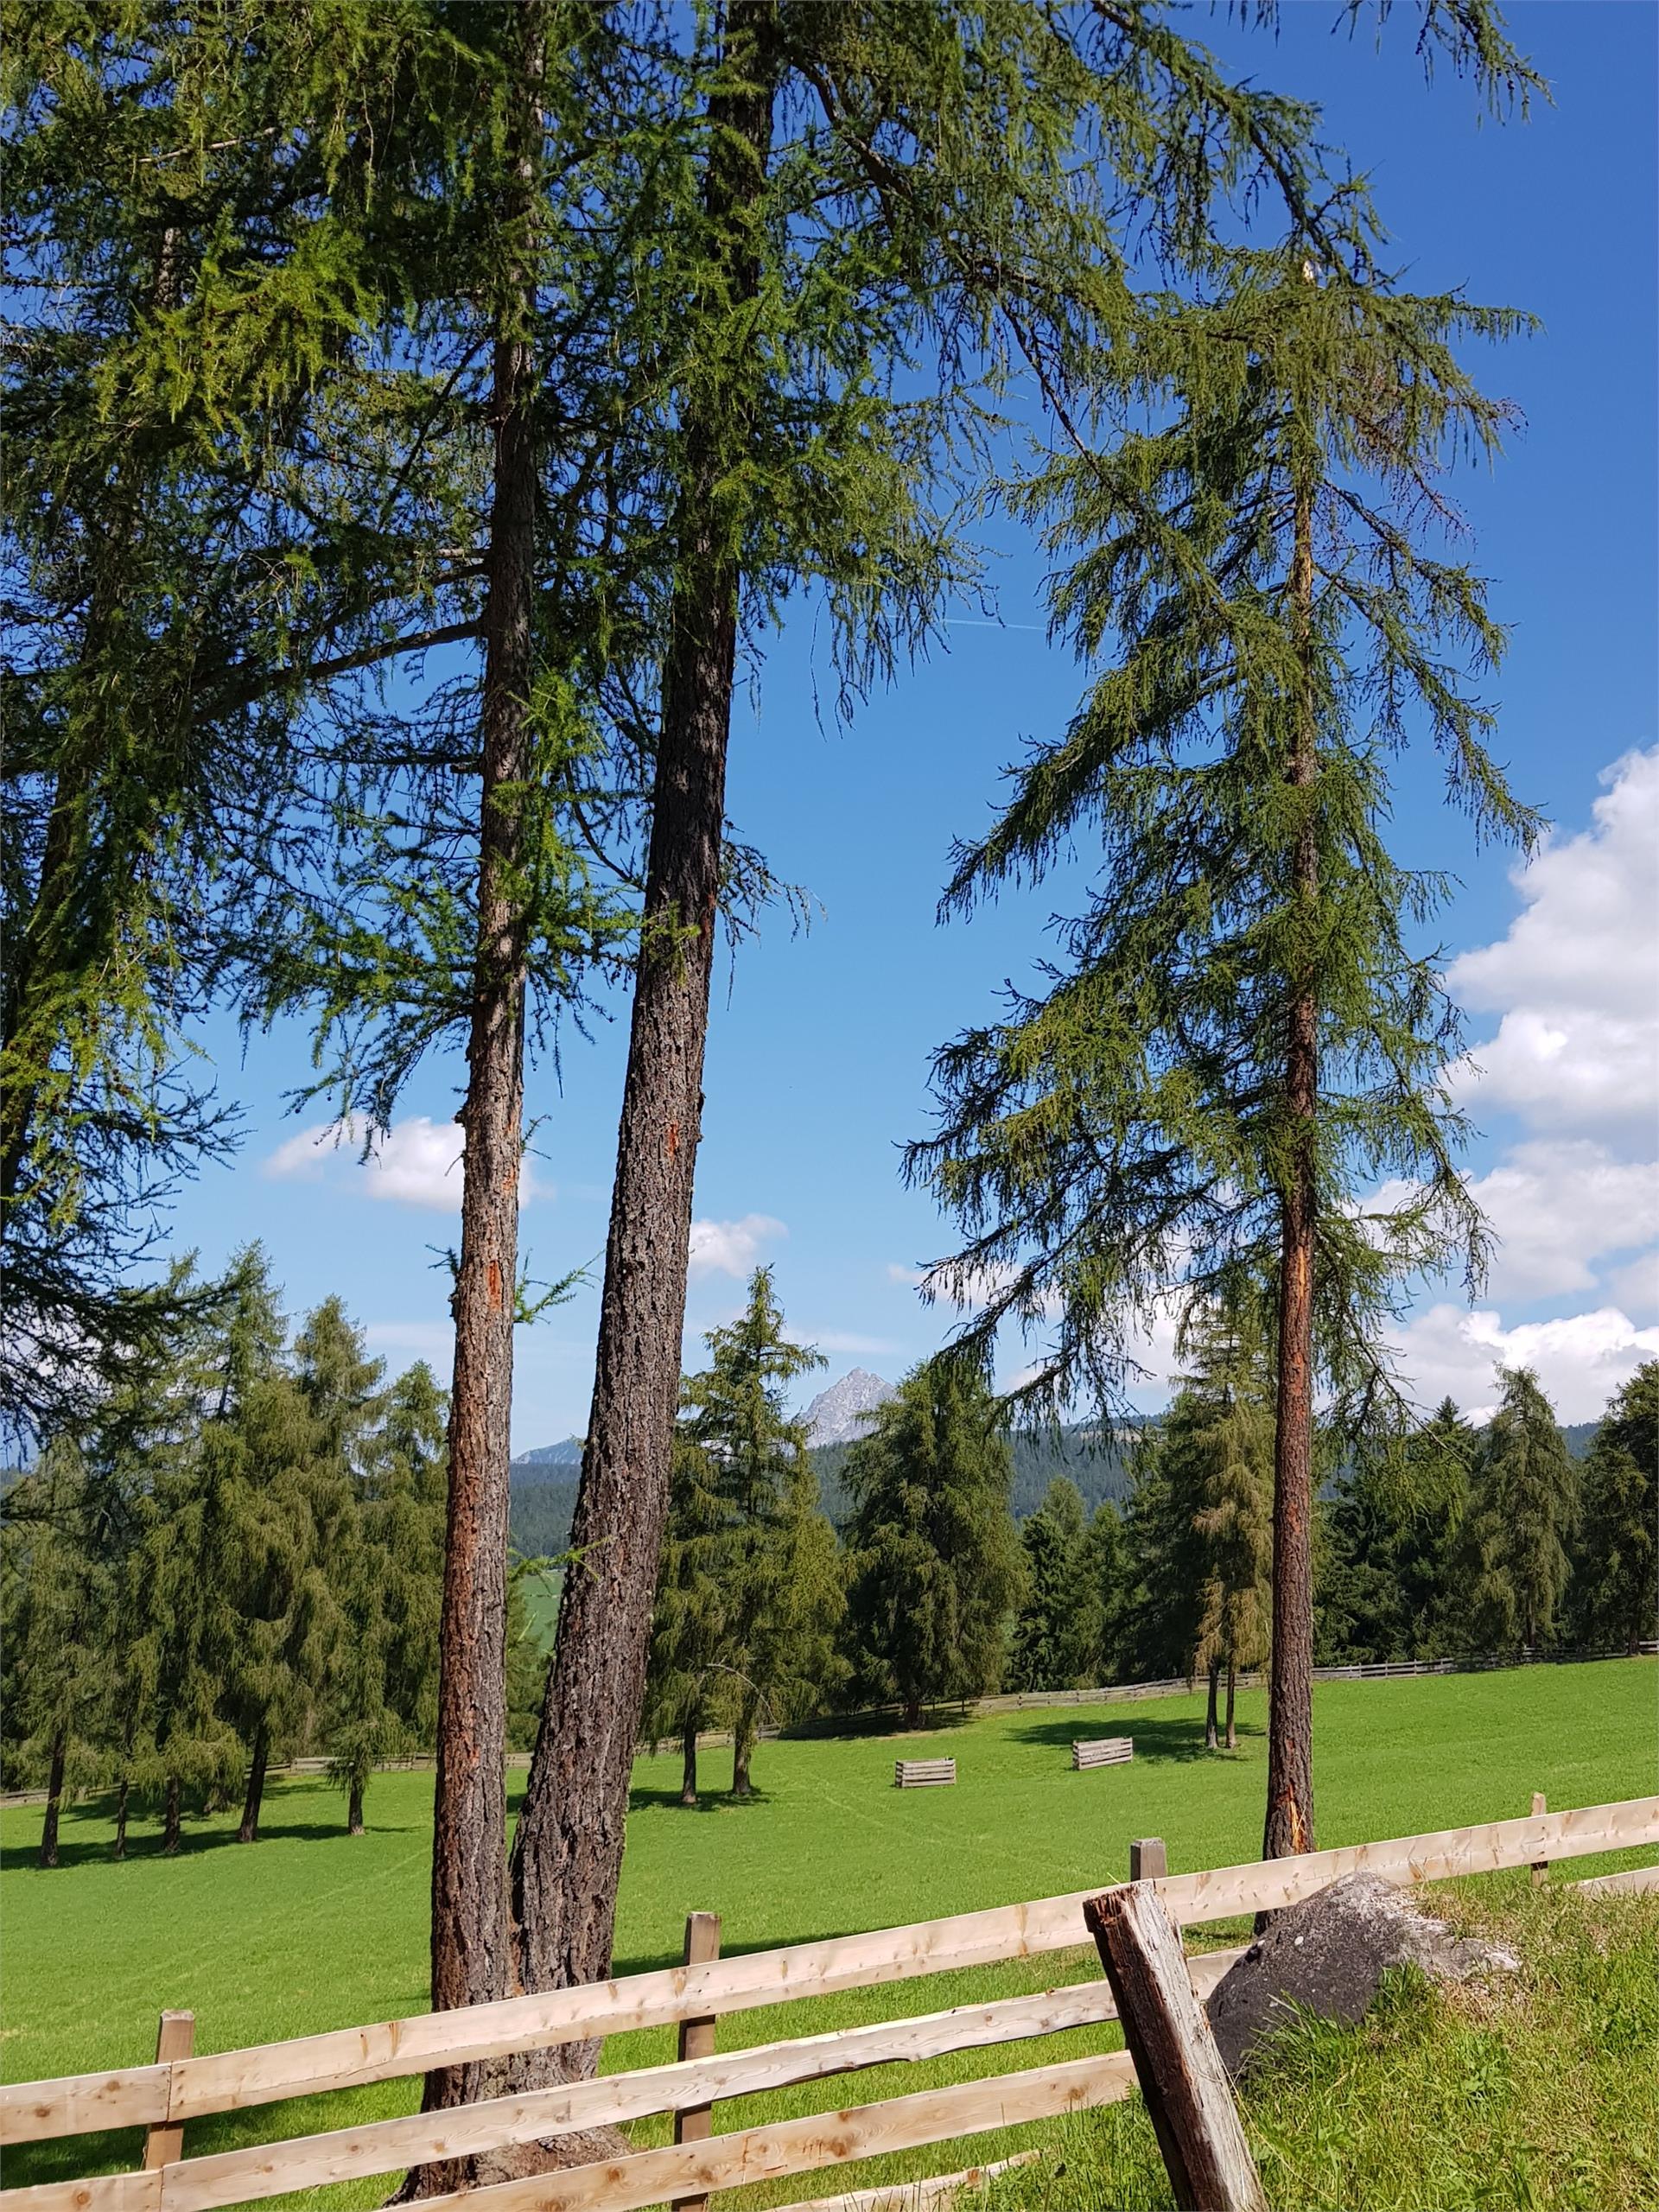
{"left": 3, "top": 1796, "right": 1654, "bottom": 2212}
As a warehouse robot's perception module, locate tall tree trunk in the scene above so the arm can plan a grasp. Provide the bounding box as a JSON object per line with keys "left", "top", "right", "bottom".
{"left": 39, "top": 1727, "right": 67, "bottom": 1867}
{"left": 348, "top": 1776, "right": 365, "bottom": 1835}
{"left": 1224, "top": 1657, "right": 1237, "bottom": 1751}
{"left": 1204, "top": 1659, "right": 1220, "bottom": 1751}
{"left": 238, "top": 1722, "right": 269, "bottom": 1844}
{"left": 505, "top": 0, "right": 778, "bottom": 2082}
{"left": 162, "top": 1774, "right": 181, "bottom": 1854}
{"left": 680, "top": 1721, "right": 699, "bottom": 1808}
{"left": 417, "top": 0, "right": 543, "bottom": 2140}
{"left": 1263, "top": 471, "right": 1319, "bottom": 1870}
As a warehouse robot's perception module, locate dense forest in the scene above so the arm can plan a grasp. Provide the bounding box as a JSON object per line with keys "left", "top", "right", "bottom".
{"left": 7, "top": 1257, "right": 1651, "bottom": 1857}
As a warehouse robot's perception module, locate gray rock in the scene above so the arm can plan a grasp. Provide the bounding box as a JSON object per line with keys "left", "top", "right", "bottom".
{"left": 1205, "top": 1872, "right": 1520, "bottom": 2078}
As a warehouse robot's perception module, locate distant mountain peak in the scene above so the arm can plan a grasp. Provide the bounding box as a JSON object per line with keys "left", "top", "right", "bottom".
{"left": 804, "top": 1367, "right": 895, "bottom": 1448}
{"left": 512, "top": 1436, "right": 583, "bottom": 1471}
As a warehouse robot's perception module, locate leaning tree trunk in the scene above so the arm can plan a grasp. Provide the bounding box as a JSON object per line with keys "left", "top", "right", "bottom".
{"left": 415, "top": 1, "right": 544, "bottom": 2147}
{"left": 680, "top": 1721, "right": 699, "bottom": 1808}
{"left": 38, "top": 1727, "right": 67, "bottom": 1868}
{"left": 505, "top": 0, "right": 778, "bottom": 2087}
{"left": 238, "top": 1722, "right": 269, "bottom": 1844}
{"left": 1263, "top": 473, "right": 1319, "bottom": 1872}
{"left": 1204, "top": 1660, "right": 1220, "bottom": 1751}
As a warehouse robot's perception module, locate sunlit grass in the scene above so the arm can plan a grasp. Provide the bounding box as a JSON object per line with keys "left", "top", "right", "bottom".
{"left": 3, "top": 1658, "right": 1654, "bottom": 2209}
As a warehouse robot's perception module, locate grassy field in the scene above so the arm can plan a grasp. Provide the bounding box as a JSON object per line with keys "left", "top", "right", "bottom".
{"left": 3, "top": 1660, "right": 1655, "bottom": 2209}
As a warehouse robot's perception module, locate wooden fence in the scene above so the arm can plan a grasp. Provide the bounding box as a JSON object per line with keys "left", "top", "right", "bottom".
{"left": 3, "top": 1797, "right": 1655, "bottom": 2212}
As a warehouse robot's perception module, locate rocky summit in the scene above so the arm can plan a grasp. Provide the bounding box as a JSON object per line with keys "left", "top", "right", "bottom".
{"left": 803, "top": 1367, "right": 896, "bottom": 1447}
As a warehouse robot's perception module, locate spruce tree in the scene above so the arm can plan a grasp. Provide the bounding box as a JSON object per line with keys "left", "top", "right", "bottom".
{"left": 842, "top": 1357, "right": 1024, "bottom": 1727}
{"left": 1569, "top": 1363, "right": 1658, "bottom": 1654}
{"left": 643, "top": 1424, "right": 733, "bottom": 1808}
{"left": 1087, "top": 1500, "right": 1129, "bottom": 1683}
{"left": 1009, "top": 1478, "right": 1102, "bottom": 1693}
{"left": 1458, "top": 1366, "right": 1579, "bottom": 1653}
{"left": 912, "top": 249, "right": 1538, "bottom": 1856}
{"left": 1321, "top": 1396, "right": 1472, "bottom": 1662}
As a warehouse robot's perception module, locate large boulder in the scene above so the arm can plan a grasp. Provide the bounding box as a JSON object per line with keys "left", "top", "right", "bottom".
{"left": 1205, "top": 1872, "right": 1519, "bottom": 2078}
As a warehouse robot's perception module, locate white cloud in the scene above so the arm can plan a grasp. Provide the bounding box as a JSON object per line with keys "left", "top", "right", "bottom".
{"left": 886, "top": 1262, "right": 925, "bottom": 1287}
{"left": 1389, "top": 1303, "right": 1659, "bottom": 1425}
{"left": 805, "top": 1328, "right": 902, "bottom": 1357}
{"left": 1446, "top": 747, "right": 1659, "bottom": 1135}
{"left": 264, "top": 1116, "right": 545, "bottom": 1213}
{"left": 687, "top": 1213, "right": 785, "bottom": 1279}
{"left": 1370, "top": 1142, "right": 1658, "bottom": 1303}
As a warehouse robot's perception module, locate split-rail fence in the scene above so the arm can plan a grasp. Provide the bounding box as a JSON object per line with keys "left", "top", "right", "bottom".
{"left": 3, "top": 1798, "right": 1656, "bottom": 2212}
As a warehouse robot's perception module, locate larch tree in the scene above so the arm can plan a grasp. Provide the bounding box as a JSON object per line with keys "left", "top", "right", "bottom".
{"left": 842, "top": 1357, "right": 1025, "bottom": 1728}
{"left": 1569, "top": 1363, "right": 1657, "bottom": 1655}
{"left": 912, "top": 245, "right": 1539, "bottom": 1860}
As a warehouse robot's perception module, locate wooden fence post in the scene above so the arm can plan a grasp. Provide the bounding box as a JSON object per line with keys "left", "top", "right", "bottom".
{"left": 672, "top": 1911, "right": 721, "bottom": 2212}
{"left": 1130, "top": 1837, "right": 1167, "bottom": 1883}
{"left": 1084, "top": 1885, "right": 1268, "bottom": 2212}
{"left": 1531, "top": 1791, "right": 1548, "bottom": 1886}
{"left": 143, "top": 2011, "right": 194, "bottom": 2170}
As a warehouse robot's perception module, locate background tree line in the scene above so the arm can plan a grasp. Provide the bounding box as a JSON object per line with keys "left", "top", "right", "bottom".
{"left": 3, "top": 1249, "right": 545, "bottom": 1863}
{"left": 8, "top": 1251, "right": 1649, "bottom": 1860}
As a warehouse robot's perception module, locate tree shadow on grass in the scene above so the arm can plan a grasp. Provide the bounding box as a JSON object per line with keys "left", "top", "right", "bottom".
{"left": 1, "top": 1800, "right": 365, "bottom": 1873}
{"left": 627, "top": 1783, "right": 775, "bottom": 1816}
{"left": 1007, "top": 1713, "right": 1264, "bottom": 1764}
{"left": 785, "top": 1706, "right": 977, "bottom": 1743}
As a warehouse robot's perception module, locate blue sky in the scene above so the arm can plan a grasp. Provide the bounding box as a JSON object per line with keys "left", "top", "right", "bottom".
{"left": 183, "top": 3, "right": 1657, "bottom": 1447}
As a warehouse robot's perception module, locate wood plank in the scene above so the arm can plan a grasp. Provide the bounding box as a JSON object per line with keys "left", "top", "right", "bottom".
{"left": 1084, "top": 1885, "right": 1267, "bottom": 2212}
{"left": 784, "top": 2150, "right": 1039, "bottom": 2212}
{"left": 6, "top": 1958, "right": 1245, "bottom": 2212}
{"left": 375, "top": 2052, "right": 1142, "bottom": 2212}
{"left": 2, "top": 2178, "right": 161, "bottom": 2212}
{"left": 1570, "top": 1864, "right": 1659, "bottom": 1897}
{"left": 0, "top": 2073, "right": 169, "bottom": 2149}
{"left": 12, "top": 1797, "right": 1657, "bottom": 2140}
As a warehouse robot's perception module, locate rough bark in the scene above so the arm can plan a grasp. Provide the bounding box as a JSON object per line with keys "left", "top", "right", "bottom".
{"left": 1263, "top": 473, "right": 1319, "bottom": 1872}
{"left": 348, "top": 1777, "right": 365, "bottom": 1835}
{"left": 162, "top": 1774, "right": 181, "bottom": 1854}
{"left": 1205, "top": 1659, "right": 1220, "bottom": 1751}
{"left": 505, "top": 0, "right": 779, "bottom": 2081}
{"left": 237, "top": 1721, "right": 269, "bottom": 1844}
{"left": 732, "top": 1700, "right": 756, "bottom": 1799}
{"left": 680, "top": 1721, "right": 698, "bottom": 1807}
{"left": 416, "top": 0, "right": 544, "bottom": 2141}
{"left": 39, "top": 1727, "right": 66, "bottom": 1867}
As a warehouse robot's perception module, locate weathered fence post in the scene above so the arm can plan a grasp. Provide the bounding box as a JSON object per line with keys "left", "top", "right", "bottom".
{"left": 672, "top": 1910, "right": 722, "bottom": 2212}
{"left": 1130, "top": 1836, "right": 1167, "bottom": 1883}
{"left": 143, "top": 2011, "right": 194, "bottom": 2170}
{"left": 1531, "top": 1791, "right": 1548, "bottom": 1887}
{"left": 1084, "top": 1885, "right": 1268, "bottom": 2212}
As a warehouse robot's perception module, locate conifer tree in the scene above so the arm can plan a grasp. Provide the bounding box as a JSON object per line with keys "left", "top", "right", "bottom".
{"left": 1087, "top": 1500, "right": 1129, "bottom": 1683}
{"left": 0, "top": 1448, "right": 113, "bottom": 1866}
{"left": 1458, "top": 1366, "right": 1579, "bottom": 1653}
{"left": 643, "top": 1425, "right": 732, "bottom": 1808}
{"left": 842, "top": 1357, "right": 1024, "bottom": 1727}
{"left": 912, "top": 248, "right": 1539, "bottom": 1857}
{"left": 1569, "top": 1363, "right": 1658, "bottom": 1654}
{"left": 1009, "top": 1478, "right": 1101, "bottom": 1692}
{"left": 1321, "top": 1395, "right": 1472, "bottom": 1661}
{"left": 1167, "top": 1314, "right": 1274, "bottom": 1749}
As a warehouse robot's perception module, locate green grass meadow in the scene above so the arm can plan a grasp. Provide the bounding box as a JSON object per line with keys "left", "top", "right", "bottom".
{"left": 3, "top": 1661, "right": 1656, "bottom": 2210}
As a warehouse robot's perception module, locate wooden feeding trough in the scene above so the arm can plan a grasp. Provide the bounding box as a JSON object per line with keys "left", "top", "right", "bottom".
{"left": 894, "top": 1757, "right": 957, "bottom": 1789}
{"left": 1071, "top": 1737, "right": 1133, "bottom": 1771}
